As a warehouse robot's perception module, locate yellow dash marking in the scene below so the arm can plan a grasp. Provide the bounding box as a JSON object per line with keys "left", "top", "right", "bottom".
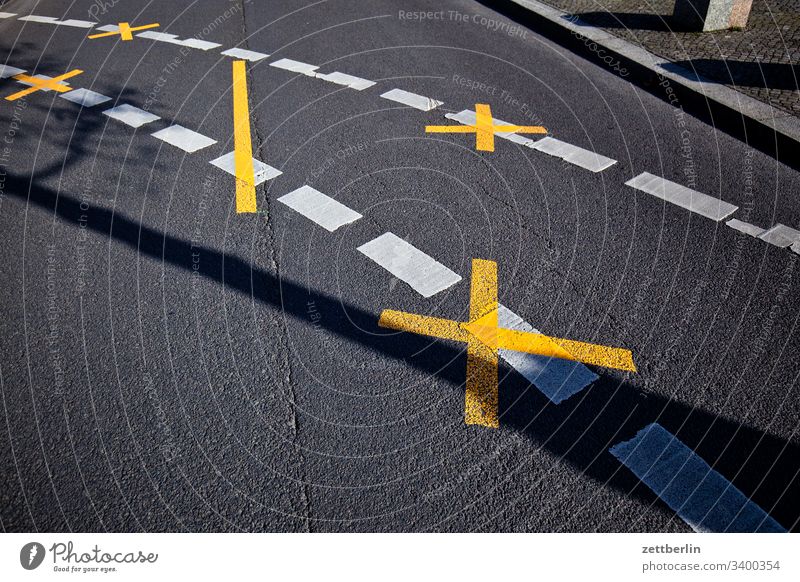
{"left": 232, "top": 60, "right": 256, "bottom": 214}
{"left": 465, "top": 258, "right": 498, "bottom": 427}
{"left": 5, "top": 69, "right": 83, "bottom": 101}
{"left": 424, "top": 103, "right": 548, "bottom": 152}
{"left": 475, "top": 103, "right": 495, "bottom": 152}
{"left": 379, "top": 258, "right": 637, "bottom": 428}
{"left": 88, "top": 22, "right": 159, "bottom": 41}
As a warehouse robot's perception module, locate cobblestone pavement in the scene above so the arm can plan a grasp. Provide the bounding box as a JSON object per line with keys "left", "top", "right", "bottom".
{"left": 536, "top": 0, "right": 800, "bottom": 116}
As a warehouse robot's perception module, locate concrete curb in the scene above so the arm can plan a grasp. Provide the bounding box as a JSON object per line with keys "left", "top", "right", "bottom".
{"left": 506, "top": 0, "right": 800, "bottom": 151}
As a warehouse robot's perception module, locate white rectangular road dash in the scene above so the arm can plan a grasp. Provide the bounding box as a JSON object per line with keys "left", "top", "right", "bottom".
{"left": 726, "top": 218, "right": 764, "bottom": 237}
{"left": 178, "top": 38, "right": 221, "bottom": 50}
{"left": 209, "top": 152, "right": 282, "bottom": 185}
{"left": 269, "top": 58, "right": 319, "bottom": 76}
{"left": 316, "top": 71, "right": 376, "bottom": 91}
{"left": 151, "top": 125, "right": 217, "bottom": 153}
{"left": 56, "top": 19, "right": 95, "bottom": 28}
{"left": 103, "top": 103, "right": 161, "bottom": 128}
{"left": 610, "top": 423, "right": 786, "bottom": 532}
{"left": 758, "top": 223, "right": 800, "bottom": 248}
{"left": 278, "top": 185, "right": 362, "bottom": 232}
{"left": 497, "top": 305, "right": 598, "bottom": 403}
{"left": 0, "top": 12, "right": 17, "bottom": 18}
{"left": 380, "top": 88, "right": 443, "bottom": 111}
{"left": 357, "top": 232, "right": 461, "bottom": 297}
{"left": 530, "top": 136, "right": 616, "bottom": 172}
{"left": 220, "top": 48, "right": 269, "bottom": 62}
{"left": 0, "top": 65, "right": 25, "bottom": 79}
{"left": 625, "top": 172, "right": 738, "bottom": 221}
{"left": 18, "top": 15, "right": 59, "bottom": 23}
{"left": 59, "top": 88, "right": 111, "bottom": 107}
{"left": 136, "top": 30, "right": 180, "bottom": 42}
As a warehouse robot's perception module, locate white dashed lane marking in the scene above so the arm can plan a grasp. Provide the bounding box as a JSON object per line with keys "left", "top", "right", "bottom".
{"left": 0, "top": 65, "right": 25, "bottom": 78}
{"left": 220, "top": 48, "right": 269, "bottom": 62}
{"left": 210, "top": 152, "right": 282, "bottom": 185}
{"left": 380, "top": 88, "right": 443, "bottom": 111}
{"left": 497, "top": 305, "right": 598, "bottom": 403}
{"left": 59, "top": 88, "right": 111, "bottom": 107}
{"left": 610, "top": 423, "right": 786, "bottom": 533}
{"left": 103, "top": 103, "right": 161, "bottom": 128}
{"left": 278, "top": 185, "right": 362, "bottom": 232}
{"left": 270, "top": 58, "right": 319, "bottom": 76}
{"left": 530, "top": 136, "right": 616, "bottom": 172}
{"left": 726, "top": 218, "right": 765, "bottom": 237}
{"left": 357, "top": 232, "right": 462, "bottom": 297}
{"left": 56, "top": 19, "right": 96, "bottom": 28}
{"left": 625, "top": 172, "right": 738, "bottom": 221}
{"left": 151, "top": 125, "right": 217, "bottom": 153}
{"left": 17, "top": 15, "right": 59, "bottom": 23}
{"left": 0, "top": 12, "right": 17, "bottom": 18}
{"left": 133, "top": 30, "right": 221, "bottom": 50}
{"left": 316, "top": 71, "right": 376, "bottom": 91}
{"left": 758, "top": 223, "right": 800, "bottom": 248}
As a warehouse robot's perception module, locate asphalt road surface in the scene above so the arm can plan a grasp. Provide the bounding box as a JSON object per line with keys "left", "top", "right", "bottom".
{"left": 1, "top": 0, "right": 799, "bottom": 532}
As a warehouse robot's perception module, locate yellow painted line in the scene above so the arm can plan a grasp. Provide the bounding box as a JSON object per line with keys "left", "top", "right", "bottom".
{"left": 379, "top": 258, "right": 637, "bottom": 428}
{"left": 232, "top": 60, "right": 256, "bottom": 214}
{"left": 475, "top": 103, "right": 495, "bottom": 152}
{"left": 6, "top": 69, "right": 83, "bottom": 101}
{"left": 118, "top": 22, "right": 133, "bottom": 41}
{"left": 425, "top": 126, "right": 477, "bottom": 133}
{"left": 379, "top": 310, "right": 469, "bottom": 342}
{"left": 423, "top": 103, "right": 548, "bottom": 152}
{"left": 88, "top": 22, "right": 159, "bottom": 41}
{"left": 465, "top": 258, "right": 498, "bottom": 427}
{"left": 464, "top": 315, "right": 637, "bottom": 372}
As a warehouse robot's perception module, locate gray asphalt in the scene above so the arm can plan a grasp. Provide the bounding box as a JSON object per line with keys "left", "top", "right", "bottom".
{"left": 1, "top": 0, "right": 799, "bottom": 532}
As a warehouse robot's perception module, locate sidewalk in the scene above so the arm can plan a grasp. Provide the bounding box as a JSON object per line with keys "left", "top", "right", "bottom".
{"left": 534, "top": 0, "right": 799, "bottom": 116}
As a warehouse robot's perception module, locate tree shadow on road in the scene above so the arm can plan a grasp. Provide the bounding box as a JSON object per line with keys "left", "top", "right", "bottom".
{"left": 3, "top": 170, "right": 798, "bottom": 532}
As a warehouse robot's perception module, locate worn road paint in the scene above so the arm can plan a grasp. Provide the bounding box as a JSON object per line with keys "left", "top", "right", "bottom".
{"left": 625, "top": 172, "right": 738, "bottom": 221}
{"left": 379, "top": 259, "right": 637, "bottom": 427}
{"left": 6, "top": 69, "right": 83, "bottom": 101}
{"left": 88, "top": 21, "right": 159, "bottom": 41}
{"left": 610, "top": 423, "right": 786, "bottom": 532}
{"left": 232, "top": 60, "right": 256, "bottom": 213}
{"left": 427, "top": 103, "right": 547, "bottom": 152}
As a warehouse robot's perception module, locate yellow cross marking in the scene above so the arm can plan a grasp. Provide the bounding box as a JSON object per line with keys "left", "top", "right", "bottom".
{"left": 379, "top": 259, "right": 636, "bottom": 428}
{"left": 5, "top": 70, "right": 83, "bottom": 101}
{"left": 88, "top": 22, "right": 160, "bottom": 41}
{"left": 425, "top": 103, "right": 548, "bottom": 152}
